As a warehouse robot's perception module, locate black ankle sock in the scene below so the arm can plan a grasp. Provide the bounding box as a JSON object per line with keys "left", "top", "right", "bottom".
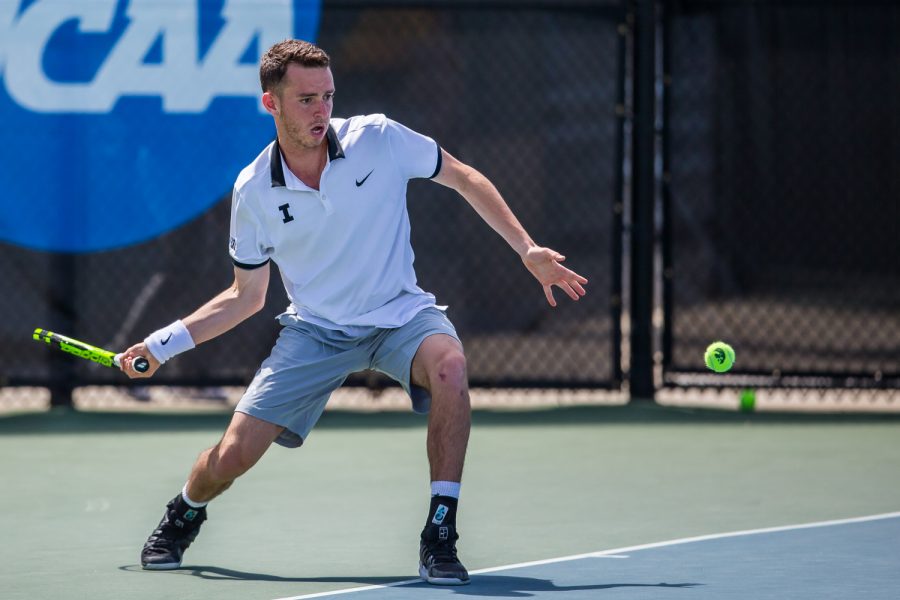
{"left": 425, "top": 495, "right": 458, "bottom": 529}
{"left": 170, "top": 494, "right": 205, "bottom": 523}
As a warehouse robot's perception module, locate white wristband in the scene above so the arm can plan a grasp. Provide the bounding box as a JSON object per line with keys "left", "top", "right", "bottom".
{"left": 144, "top": 320, "right": 195, "bottom": 365}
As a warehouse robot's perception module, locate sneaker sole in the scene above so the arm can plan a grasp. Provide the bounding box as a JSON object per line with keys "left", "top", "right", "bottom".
{"left": 418, "top": 564, "right": 470, "bottom": 586}
{"left": 141, "top": 561, "right": 183, "bottom": 570}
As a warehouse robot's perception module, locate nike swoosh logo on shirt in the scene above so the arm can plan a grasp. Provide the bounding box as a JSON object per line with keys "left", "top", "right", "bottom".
{"left": 355, "top": 170, "right": 374, "bottom": 187}
{"left": 161, "top": 333, "right": 172, "bottom": 345}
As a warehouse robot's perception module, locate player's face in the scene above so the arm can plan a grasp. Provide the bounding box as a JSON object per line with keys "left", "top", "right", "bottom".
{"left": 268, "top": 65, "right": 335, "bottom": 149}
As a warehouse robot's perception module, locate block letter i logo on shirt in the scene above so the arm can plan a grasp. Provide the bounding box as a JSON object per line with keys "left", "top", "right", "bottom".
{"left": 278, "top": 203, "right": 294, "bottom": 223}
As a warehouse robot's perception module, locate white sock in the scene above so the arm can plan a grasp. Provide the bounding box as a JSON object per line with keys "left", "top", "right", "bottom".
{"left": 181, "top": 484, "right": 208, "bottom": 508}
{"left": 431, "top": 481, "right": 461, "bottom": 499}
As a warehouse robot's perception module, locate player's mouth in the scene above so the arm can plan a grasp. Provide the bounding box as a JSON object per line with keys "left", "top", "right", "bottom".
{"left": 310, "top": 124, "right": 327, "bottom": 137}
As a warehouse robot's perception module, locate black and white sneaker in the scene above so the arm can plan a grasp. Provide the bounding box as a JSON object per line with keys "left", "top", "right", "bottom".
{"left": 419, "top": 523, "right": 470, "bottom": 585}
{"left": 140, "top": 495, "right": 207, "bottom": 570}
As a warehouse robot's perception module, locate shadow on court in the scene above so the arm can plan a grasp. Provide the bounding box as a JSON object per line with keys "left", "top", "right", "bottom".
{"left": 2, "top": 402, "right": 900, "bottom": 436}
{"left": 118, "top": 565, "right": 702, "bottom": 597}
{"left": 119, "top": 564, "right": 409, "bottom": 585}
{"left": 410, "top": 575, "right": 703, "bottom": 597}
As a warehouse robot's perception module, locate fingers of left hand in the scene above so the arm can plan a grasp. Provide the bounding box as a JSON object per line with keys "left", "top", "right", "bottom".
{"left": 543, "top": 285, "right": 557, "bottom": 307}
{"left": 557, "top": 281, "right": 581, "bottom": 301}
{"left": 553, "top": 268, "right": 587, "bottom": 300}
{"left": 557, "top": 265, "right": 587, "bottom": 285}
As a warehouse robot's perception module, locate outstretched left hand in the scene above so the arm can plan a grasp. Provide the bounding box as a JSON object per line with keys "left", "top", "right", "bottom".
{"left": 522, "top": 246, "right": 588, "bottom": 307}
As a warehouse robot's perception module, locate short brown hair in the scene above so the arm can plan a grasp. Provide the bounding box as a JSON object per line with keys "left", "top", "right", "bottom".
{"left": 259, "top": 39, "right": 330, "bottom": 92}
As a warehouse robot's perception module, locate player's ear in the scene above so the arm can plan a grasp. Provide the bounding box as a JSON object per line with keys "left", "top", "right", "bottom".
{"left": 262, "top": 91, "right": 278, "bottom": 116}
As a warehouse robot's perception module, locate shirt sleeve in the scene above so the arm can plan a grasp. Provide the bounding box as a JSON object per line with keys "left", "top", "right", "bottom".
{"left": 228, "top": 187, "right": 272, "bottom": 269}
{"left": 385, "top": 118, "right": 442, "bottom": 180}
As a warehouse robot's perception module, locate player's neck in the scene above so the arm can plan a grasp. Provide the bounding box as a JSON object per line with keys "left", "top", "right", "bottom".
{"left": 279, "top": 138, "right": 328, "bottom": 190}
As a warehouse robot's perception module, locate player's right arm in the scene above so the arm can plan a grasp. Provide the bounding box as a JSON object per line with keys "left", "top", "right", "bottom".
{"left": 120, "top": 263, "right": 270, "bottom": 378}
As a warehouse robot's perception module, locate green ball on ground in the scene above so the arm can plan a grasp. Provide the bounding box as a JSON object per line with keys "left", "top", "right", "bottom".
{"left": 704, "top": 341, "right": 735, "bottom": 373}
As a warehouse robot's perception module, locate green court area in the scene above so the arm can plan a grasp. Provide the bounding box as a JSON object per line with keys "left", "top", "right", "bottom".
{"left": 2, "top": 403, "right": 900, "bottom": 600}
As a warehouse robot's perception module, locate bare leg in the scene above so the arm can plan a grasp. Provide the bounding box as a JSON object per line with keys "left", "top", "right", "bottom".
{"left": 184, "top": 412, "right": 284, "bottom": 503}
{"left": 412, "top": 334, "right": 472, "bottom": 585}
{"left": 411, "top": 334, "right": 471, "bottom": 482}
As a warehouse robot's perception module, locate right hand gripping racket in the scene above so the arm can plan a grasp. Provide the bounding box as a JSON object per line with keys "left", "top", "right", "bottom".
{"left": 33, "top": 328, "right": 150, "bottom": 373}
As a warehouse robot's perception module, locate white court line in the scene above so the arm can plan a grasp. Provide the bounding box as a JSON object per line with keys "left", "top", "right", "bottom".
{"left": 272, "top": 511, "right": 900, "bottom": 600}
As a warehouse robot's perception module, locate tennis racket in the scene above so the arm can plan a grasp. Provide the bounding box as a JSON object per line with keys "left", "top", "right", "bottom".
{"left": 33, "top": 328, "right": 150, "bottom": 373}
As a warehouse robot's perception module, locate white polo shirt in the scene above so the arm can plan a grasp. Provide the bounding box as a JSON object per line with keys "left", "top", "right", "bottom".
{"left": 228, "top": 114, "right": 444, "bottom": 332}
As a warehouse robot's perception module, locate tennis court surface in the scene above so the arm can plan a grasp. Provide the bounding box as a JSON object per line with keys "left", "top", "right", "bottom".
{"left": 270, "top": 513, "right": 900, "bottom": 600}
{"left": 3, "top": 402, "right": 900, "bottom": 599}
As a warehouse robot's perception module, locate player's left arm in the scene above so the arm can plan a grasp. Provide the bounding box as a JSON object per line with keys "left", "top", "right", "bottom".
{"left": 431, "top": 148, "right": 587, "bottom": 307}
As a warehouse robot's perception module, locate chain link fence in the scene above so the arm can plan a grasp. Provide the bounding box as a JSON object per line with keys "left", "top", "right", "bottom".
{"left": 3, "top": 0, "right": 896, "bottom": 413}
{"left": 661, "top": 0, "right": 900, "bottom": 393}
{"left": 0, "top": 1, "right": 625, "bottom": 405}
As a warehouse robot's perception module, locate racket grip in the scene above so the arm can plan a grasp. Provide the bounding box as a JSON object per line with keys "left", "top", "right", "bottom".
{"left": 114, "top": 353, "right": 151, "bottom": 373}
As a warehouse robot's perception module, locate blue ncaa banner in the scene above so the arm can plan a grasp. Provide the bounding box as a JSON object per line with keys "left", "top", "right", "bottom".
{"left": 0, "top": 0, "right": 321, "bottom": 252}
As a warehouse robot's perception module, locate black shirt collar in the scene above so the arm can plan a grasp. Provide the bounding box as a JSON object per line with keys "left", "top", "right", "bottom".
{"left": 270, "top": 125, "right": 345, "bottom": 188}
{"left": 326, "top": 125, "right": 346, "bottom": 161}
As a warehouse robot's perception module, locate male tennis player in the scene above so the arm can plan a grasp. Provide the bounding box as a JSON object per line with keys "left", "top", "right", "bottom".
{"left": 121, "top": 39, "right": 587, "bottom": 585}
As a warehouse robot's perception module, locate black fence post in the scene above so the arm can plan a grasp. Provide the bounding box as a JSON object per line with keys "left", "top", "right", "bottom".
{"left": 629, "top": 0, "right": 656, "bottom": 400}
{"left": 48, "top": 254, "right": 76, "bottom": 408}
{"left": 611, "top": 5, "right": 628, "bottom": 388}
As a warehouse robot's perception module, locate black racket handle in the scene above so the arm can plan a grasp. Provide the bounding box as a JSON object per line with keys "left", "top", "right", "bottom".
{"left": 113, "top": 354, "right": 151, "bottom": 373}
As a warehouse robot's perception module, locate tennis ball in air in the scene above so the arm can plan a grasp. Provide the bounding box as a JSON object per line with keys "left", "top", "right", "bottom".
{"left": 704, "top": 341, "right": 735, "bottom": 373}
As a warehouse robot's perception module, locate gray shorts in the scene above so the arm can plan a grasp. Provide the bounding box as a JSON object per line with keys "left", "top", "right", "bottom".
{"left": 235, "top": 307, "right": 461, "bottom": 448}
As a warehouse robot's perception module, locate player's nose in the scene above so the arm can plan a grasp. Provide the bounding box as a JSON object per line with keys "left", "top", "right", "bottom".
{"left": 314, "top": 98, "right": 330, "bottom": 115}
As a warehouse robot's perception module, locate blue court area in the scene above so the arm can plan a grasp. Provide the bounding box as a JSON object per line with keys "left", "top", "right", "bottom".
{"left": 280, "top": 514, "right": 900, "bottom": 600}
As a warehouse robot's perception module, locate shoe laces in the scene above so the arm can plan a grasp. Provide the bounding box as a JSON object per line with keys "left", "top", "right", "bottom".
{"left": 424, "top": 538, "right": 460, "bottom": 564}
{"left": 148, "top": 508, "right": 204, "bottom": 545}
{"left": 145, "top": 524, "right": 185, "bottom": 550}
{"left": 148, "top": 523, "right": 181, "bottom": 542}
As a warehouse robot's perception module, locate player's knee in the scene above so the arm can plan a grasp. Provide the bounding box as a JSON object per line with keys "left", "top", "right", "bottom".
{"left": 429, "top": 352, "right": 468, "bottom": 393}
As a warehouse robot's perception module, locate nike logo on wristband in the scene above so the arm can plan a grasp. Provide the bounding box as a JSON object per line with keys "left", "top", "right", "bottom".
{"left": 161, "top": 333, "right": 172, "bottom": 345}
